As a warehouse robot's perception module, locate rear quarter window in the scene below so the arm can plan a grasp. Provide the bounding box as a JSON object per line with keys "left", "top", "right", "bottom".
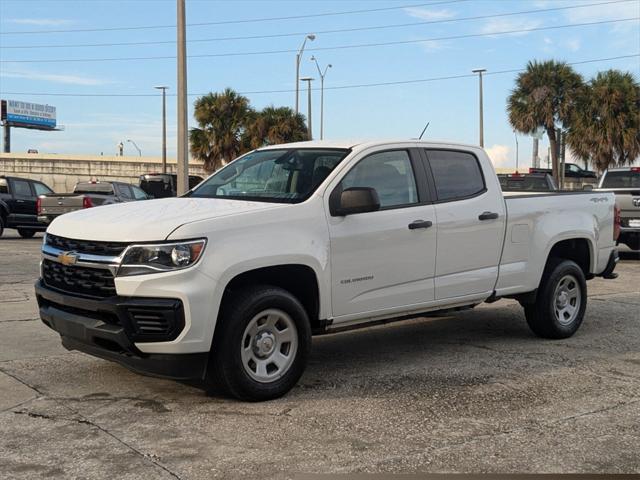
{"left": 425, "top": 150, "right": 485, "bottom": 201}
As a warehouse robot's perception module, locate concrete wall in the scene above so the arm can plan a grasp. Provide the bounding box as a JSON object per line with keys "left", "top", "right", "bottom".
{"left": 0, "top": 153, "right": 208, "bottom": 192}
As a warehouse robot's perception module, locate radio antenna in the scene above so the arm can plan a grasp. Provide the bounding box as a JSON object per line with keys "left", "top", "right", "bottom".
{"left": 418, "top": 122, "right": 430, "bottom": 140}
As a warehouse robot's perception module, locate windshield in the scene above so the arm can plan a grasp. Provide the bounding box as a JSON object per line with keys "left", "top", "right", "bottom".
{"left": 190, "top": 148, "right": 350, "bottom": 203}
{"left": 601, "top": 170, "right": 640, "bottom": 188}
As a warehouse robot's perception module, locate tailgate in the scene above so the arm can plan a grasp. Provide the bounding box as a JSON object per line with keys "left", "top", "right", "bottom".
{"left": 40, "top": 195, "right": 85, "bottom": 215}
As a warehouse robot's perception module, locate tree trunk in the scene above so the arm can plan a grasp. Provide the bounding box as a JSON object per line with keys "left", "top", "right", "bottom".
{"left": 546, "top": 127, "right": 559, "bottom": 184}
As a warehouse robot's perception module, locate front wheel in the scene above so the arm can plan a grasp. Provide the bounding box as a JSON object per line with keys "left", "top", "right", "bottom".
{"left": 18, "top": 229, "right": 36, "bottom": 239}
{"left": 525, "top": 259, "right": 587, "bottom": 339}
{"left": 206, "top": 285, "right": 311, "bottom": 401}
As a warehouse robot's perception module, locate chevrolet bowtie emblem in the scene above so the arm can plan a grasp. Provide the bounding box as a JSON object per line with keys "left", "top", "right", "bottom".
{"left": 58, "top": 251, "right": 79, "bottom": 266}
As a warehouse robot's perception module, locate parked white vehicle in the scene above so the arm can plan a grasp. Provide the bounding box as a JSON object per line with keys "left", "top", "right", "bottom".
{"left": 36, "top": 140, "right": 620, "bottom": 400}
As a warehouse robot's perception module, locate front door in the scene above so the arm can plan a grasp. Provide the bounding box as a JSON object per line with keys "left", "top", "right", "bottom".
{"left": 327, "top": 148, "right": 437, "bottom": 320}
{"left": 8, "top": 178, "right": 36, "bottom": 225}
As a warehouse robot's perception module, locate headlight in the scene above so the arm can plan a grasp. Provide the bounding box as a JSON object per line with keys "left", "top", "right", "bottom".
{"left": 118, "top": 239, "right": 206, "bottom": 276}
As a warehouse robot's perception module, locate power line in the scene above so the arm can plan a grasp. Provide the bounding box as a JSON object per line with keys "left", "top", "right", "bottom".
{"left": 1, "top": 17, "right": 637, "bottom": 64}
{"left": 0, "top": 0, "right": 469, "bottom": 35}
{"left": 1, "top": 54, "right": 637, "bottom": 98}
{"left": 0, "top": 0, "right": 632, "bottom": 49}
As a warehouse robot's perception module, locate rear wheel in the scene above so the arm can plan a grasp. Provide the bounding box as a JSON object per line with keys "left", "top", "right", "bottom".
{"left": 206, "top": 285, "right": 311, "bottom": 401}
{"left": 525, "top": 259, "right": 587, "bottom": 339}
{"left": 18, "top": 229, "right": 36, "bottom": 239}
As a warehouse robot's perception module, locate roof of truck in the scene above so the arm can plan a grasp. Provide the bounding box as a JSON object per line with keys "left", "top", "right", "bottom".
{"left": 257, "top": 139, "right": 480, "bottom": 151}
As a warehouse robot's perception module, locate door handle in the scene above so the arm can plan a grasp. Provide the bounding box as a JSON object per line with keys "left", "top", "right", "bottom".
{"left": 408, "top": 220, "right": 433, "bottom": 230}
{"left": 478, "top": 211, "right": 499, "bottom": 221}
{"left": 16, "top": 199, "right": 25, "bottom": 203}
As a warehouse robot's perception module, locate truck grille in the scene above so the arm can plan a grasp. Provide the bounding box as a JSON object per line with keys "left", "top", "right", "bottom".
{"left": 46, "top": 234, "right": 128, "bottom": 257}
{"left": 42, "top": 259, "right": 116, "bottom": 298}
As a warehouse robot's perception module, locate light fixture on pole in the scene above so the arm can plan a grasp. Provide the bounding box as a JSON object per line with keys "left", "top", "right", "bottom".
{"left": 127, "top": 139, "right": 142, "bottom": 156}
{"left": 472, "top": 68, "right": 487, "bottom": 148}
{"left": 295, "top": 34, "right": 316, "bottom": 114}
{"left": 154, "top": 86, "right": 169, "bottom": 174}
{"left": 310, "top": 56, "right": 332, "bottom": 140}
{"left": 300, "top": 77, "right": 314, "bottom": 140}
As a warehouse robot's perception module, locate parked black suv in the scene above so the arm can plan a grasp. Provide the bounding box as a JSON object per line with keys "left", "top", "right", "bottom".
{"left": 0, "top": 175, "right": 54, "bottom": 238}
{"left": 139, "top": 173, "right": 204, "bottom": 198}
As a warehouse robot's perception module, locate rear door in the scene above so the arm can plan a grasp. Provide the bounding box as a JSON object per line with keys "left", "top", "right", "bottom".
{"left": 420, "top": 149, "right": 506, "bottom": 300}
{"left": 8, "top": 178, "right": 36, "bottom": 225}
{"left": 327, "top": 147, "right": 438, "bottom": 320}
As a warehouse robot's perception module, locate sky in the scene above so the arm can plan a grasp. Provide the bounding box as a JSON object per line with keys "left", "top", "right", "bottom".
{"left": 0, "top": 0, "right": 638, "bottom": 170}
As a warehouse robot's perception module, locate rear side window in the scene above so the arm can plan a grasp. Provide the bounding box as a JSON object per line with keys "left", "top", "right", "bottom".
{"left": 425, "top": 150, "right": 485, "bottom": 201}
{"left": 12, "top": 179, "right": 33, "bottom": 197}
{"left": 33, "top": 182, "right": 53, "bottom": 196}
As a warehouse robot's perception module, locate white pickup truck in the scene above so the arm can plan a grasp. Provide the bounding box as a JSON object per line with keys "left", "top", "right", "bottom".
{"left": 36, "top": 140, "right": 620, "bottom": 401}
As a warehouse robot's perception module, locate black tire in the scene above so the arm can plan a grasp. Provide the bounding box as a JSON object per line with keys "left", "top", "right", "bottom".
{"left": 18, "top": 229, "right": 36, "bottom": 239}
{"left": 206, "top": 285, "right": 312, "bottom": 401}
{"left": 524, "top": 258, "right": 587, "bottom": 339}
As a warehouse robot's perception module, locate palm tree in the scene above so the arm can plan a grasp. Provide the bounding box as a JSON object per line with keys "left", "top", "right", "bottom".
{"left": 566, "top": 70, "right": 640, "bottom": 173}
{"left": 189, "top": 88, "right": 252, "bottom": 172}
{"left": 244, "top": 106, "right": 308, "bottom": 150}
{"left": 508, "top": 60, "right": 583, "bottom": 181}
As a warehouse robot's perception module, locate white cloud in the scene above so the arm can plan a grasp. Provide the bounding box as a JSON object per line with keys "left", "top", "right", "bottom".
{"left": 564, "top": 38, "right": 581, "bottom": 52}
{"left": 1, "top": 69, "right": 112, "bottom": 86}
{"left": 7, "top": 18, "right": 72, "bottom": 27}
{"left": 564, "top": 1, "right": 639, "bottom": 23}
{"left": 404, "top": 7, "right": 456, "bottom": 20}
{"left": 481, "top": 18, "right": 542, "bottom": 37}
{"left": 418, "top": 39, "right": 452, "bottom": 53}
{"left": 486, "top": 144, "right": 511, "bottom": 167}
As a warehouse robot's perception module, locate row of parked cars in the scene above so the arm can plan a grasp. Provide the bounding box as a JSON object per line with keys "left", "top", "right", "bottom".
{"left": 0, "top": 173, "right": 203, "bottom": 238}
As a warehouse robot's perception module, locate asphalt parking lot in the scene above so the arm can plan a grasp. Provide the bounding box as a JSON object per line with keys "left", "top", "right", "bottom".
{"left": 1, "top": 231, "right": 639, "bottom": 478}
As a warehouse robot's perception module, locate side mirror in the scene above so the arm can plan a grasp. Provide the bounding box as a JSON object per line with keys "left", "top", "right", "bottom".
{"left": 331, "top": 187, "right": 380, "bottom": 216}
{"left": 582, "top": 184, "right": 594, "bottom": 191}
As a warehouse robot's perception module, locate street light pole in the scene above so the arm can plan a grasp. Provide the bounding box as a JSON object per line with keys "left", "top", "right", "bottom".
{"left": 295, "top": 34, "right": 316, "bottom": 114}
{"left": 472, "top": 68, "right": 487, "bottom": 148}
{"left": 311, "top": 56, "right": 332, "bottom": 140}
{"left": 176, "top": 0, "right": 189, "bottom": 195}
{"left": 513, "top": 130, "right": 519, "bottom": 173}
{"left": 300, "top": 77, "right": 314, "bottom": 140}
{"left": 127, "top": 139, "right": 142, "bottom": 156}
{"left": 154, "top": 86, "right": 169, "bottom": 174}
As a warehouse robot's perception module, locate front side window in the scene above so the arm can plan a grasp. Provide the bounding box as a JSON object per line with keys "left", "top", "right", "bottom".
{"left": 190, "top": 148, "right": 349, "bottom": 203}
{"left": 33, "top": 182, "right": 53, "bottom": 196}
{"left": 426, "top": 150, "right": 485, "bottom": 201}
{"left": 340, "top": 150, "right": 418, "bottom": 208}
{"left": 12, "top": 179, "right": 32, "bottom": 197}
{"left": 116, "top": 184, "right": 133, "bottom": 199}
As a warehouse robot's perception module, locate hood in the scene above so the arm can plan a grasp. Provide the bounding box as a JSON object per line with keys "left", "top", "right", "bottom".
{"left": 47, "top": 197, "right": 286, "bottom": 241}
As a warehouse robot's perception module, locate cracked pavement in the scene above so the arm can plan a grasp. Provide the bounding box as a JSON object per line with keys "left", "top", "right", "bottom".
{"left": 0, "top": 231, "right": 639, "bottom": 478}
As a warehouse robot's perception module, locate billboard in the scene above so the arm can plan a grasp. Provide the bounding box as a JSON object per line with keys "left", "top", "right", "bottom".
{"left": 1, "top": 100, "right": 56, "bottom": 129}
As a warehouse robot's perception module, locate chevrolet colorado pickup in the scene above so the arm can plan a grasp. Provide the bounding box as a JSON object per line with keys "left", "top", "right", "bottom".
{"left": 595, "top": 167, "right": 640, "bottom": 251}
{"left": 36, "top": 140, "right": 620, "bottom": 401}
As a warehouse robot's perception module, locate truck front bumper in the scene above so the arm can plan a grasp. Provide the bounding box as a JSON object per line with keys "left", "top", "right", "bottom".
{"left": 35, "top": 280, "right": 208, "bottom": 380}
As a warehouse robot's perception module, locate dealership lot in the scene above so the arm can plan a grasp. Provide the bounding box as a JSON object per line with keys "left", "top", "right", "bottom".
{"left": 1, "top": 231, "right": 639, "bottom": 478}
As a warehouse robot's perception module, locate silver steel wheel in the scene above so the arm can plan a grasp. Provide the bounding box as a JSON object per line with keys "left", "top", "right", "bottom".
{"left": 240, "top": 308, "right": 298, "bottom": 383}
{"left": 553, "top": 274, "right": 581, "bottom": 325}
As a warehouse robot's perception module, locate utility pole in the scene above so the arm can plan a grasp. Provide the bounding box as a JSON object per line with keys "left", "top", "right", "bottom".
{"left": 2, "top": 124, "right": 9, "bottom": 153}
{"left": 300, "top": 77, "right": 314, "bottom": 140}
{"left": 311, "top": 56, "right": 331, "bottom": 140}
{"left": 295, "top": 34, "right": 315, "bottom": 114}
{"left": 176, "top": 0, "right": 189, "bottom": 195}
{"left": 472, "top": 68, "right": 486, "bottom": 148}
{"left": 154, "top": 86, "right": 169, "bottom": 174}
{"left": 513, "top": 130, "right": 519, "bottom": 173}
{"left": 532, "top": 137, "right": 539, "bottom": 169}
